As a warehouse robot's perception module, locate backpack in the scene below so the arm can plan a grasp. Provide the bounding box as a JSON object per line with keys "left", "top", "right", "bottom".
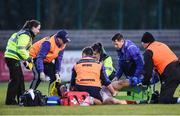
{"left": 61, "top": 91, "right": 90, "bottom": 106}
{"left": 19, "top": 90, "right": 46, "bottom": 106}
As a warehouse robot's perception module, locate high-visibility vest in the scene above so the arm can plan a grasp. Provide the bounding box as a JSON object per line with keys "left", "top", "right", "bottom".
{"left": 30, "top": 35, "right": 66, "bottom": 63}
{"left": 4, "top": 30, "right": 32, "bottom": 60}
{"left": 103, "top": 56, "right": 115, "bottom": 77}
{"left": 147, "top": 41, "right": 178, "bottom": 74}
{"left": 74, "top": 57, "right": 102, "bottom": 87}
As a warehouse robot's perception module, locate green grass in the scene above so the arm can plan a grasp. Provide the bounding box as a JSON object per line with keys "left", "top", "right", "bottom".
{"left": 0, "top": 82, "right": 179, "bottom": 115}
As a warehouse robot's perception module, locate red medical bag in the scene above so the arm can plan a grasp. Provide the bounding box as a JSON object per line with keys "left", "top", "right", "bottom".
{"left": 61, "top": 91, "right": 89, "bottom": 106}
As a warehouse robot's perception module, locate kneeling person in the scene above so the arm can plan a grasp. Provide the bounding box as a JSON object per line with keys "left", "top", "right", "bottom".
{"left": 111, "top": 33, "right": 144, "bottom": 91}
{"left": 70, "top": 47, "right": 117, "bottom": 105}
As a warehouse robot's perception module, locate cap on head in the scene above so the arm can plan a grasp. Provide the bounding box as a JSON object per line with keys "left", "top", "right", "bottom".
{"left": 56, "top": 30, "right": 70, "bottom": 43}
{"left": 141, "top": 32, "right": 155, "bottom": 43}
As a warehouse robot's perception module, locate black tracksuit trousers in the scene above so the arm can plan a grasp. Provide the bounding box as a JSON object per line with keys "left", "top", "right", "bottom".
{"left": 159, "top": 61, "right": 180, "bottom": 104}
{"left": 29, "top": 60, "right": 56, "bottom": 90}
{"left": 5, "top": 58, "right": 25, "bottom": 105}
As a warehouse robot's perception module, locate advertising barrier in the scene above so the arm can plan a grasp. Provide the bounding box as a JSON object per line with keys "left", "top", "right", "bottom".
{"left": 0, "top": 51, "right": 81, "bottom": 82}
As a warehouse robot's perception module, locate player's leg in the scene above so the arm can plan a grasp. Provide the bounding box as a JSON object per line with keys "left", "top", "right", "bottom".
{"left": 111, "top": 80, "right": 130, "bottom": 91}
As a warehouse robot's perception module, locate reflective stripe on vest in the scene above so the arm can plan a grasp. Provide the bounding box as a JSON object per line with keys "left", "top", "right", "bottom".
{"left": 102, "top": 56, "right": 115, "bottom": 76}
{"left": 4, "top": 31, "right": 31, "bottom": 60}
{"left": 30, "top": 35, "right": 66, "bottom": 63}
{"left": 10, "top": 31, "right": 32, "bottom": 49}
{"left": 147, "top": 41, "right": 178, "bottom": 74}
{"left": 74, "top": 57, "right": 102, "bottom": 87}
{"left": 6, "top": 49, "right": 23, "bottom": 59}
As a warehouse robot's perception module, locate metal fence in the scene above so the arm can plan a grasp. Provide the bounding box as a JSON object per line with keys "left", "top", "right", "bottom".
{"left": 0, "top": 30, "right": 180, "bottom": 68}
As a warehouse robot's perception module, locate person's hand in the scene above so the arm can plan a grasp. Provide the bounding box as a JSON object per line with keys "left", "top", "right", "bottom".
{"left": 112, "top": 77, "right": 118, "bottom": 82}
{"left": 137, "top": 83, "right": 147, "bottom": 88}
{"left": 137, "top": 82, "right": 142, "bottom": 86}
{"left": 55, "top": 73, "right": 61, "bottom": 83}
{"left": 26, "top": 57, "right": 33, "bottom": 63}
{"left": 23, "top": 61, "right": 29, "bottom": 67}
{"left": 23, "top": 58, "right": 33, "bottom": 70}
{"left": 129, "top": 76, "right": 140, "bottom": 86}
{"left": 23, "top": 61, "right": 33, "bottom": 70}
{"left": 40, "top": 72, "right": 46, "bottom": 81}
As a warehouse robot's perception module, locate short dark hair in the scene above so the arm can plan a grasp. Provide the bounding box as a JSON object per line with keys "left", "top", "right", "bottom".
{"left": 91, "top": 42, "right": 103, "bottom": 54}
{"left": 82, "top": 47, "right": 93, "bottom": 56}
{"left": 22, "top": 20, "right": 40, "bottom": 30}
{"left": 112, "top": 33, "right": 123, "bottom": 41}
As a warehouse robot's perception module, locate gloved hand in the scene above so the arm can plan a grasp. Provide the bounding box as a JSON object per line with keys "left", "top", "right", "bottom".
{"left": 129, "top": 76, "right": 140, "bottom": 86}
{"left": 137, "top": 83, "right": 147, "bottom": 88}
{"left": 112, "top": 77, "right": 118, "bottom": 82}
{"left": 40, "top": 72, "right": 46, "bottom": 81}
{"left": 23, "top": 61, "right": 33, "bottom": 70}
{"left": 55, "top": 73, "right": 61, "bottom": 83}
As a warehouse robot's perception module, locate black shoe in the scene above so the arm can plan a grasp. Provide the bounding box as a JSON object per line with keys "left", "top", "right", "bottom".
{"left": 5, "top": 101, "right": 18, "bottom": 105}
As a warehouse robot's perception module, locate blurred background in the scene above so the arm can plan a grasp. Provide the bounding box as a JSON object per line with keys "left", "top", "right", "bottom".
{"left": 0, "top": 0, "right": 180, "bottom": 29}
{"left": 0, "top": 0, "right": 180, "bottom": 81}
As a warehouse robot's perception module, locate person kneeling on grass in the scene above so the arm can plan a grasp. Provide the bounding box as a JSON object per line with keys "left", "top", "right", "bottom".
{"left": 111, "top": 33, "right": 144, "bottom": 91}
{"left": 91, "top": 42, "right": 116, "bottom": 81}
{"left": 141, "top": 32, "right": 180, "bottom": 104}
{"left": 70, "top": 47, "right": 117, "bottom": 105}
{"left": 91, "top": 42, "right": 133, "bottom": 104}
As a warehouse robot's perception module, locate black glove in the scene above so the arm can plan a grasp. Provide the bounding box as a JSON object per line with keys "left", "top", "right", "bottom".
{"left": 26, "top": 57, "right": 33, "bottom": 63}
{"left": 23, "top": 58, "right": 33, "bottom": 70}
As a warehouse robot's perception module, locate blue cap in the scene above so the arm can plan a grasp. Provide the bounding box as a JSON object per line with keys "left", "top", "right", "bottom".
{"left": 56, "top": 30, "right": 70, "bottom": 43}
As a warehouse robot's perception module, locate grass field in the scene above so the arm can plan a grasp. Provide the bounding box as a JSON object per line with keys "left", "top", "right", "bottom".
{"left": 0, "top": 82, "right": 179, "bottom": 115}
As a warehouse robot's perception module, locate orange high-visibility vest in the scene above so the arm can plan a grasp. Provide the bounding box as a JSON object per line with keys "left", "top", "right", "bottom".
{"left": 147, "top": 41, "right": 178, "bottom": 75}
{"left": 30, "top": 35, "right": 66, "bottom": 63}
{"left": 74, "top": 57, "right": 102, "bottom": 87}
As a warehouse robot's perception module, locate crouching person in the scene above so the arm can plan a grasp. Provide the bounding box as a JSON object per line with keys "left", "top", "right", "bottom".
{"left": 141, "top": 32, "right": 180, "bottom": 104}
{"left": 29, "top": 30, "right": 70, "bottom": 90}
{"left": 70, "top": 47, "right": 117, "bottom": 105}
{"left": 111, "top": 33, "right": 144, "bottom": 91}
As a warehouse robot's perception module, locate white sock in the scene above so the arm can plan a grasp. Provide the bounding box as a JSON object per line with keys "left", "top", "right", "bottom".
{"left": 177, "top": 98, "right": 180, "bottom": 103}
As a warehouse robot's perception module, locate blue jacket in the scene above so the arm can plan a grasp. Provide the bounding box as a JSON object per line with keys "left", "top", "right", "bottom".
{"left": 116, "top": 40, "right": 144, "bottom": 79}
{"left": 36, "top": 41, "right": 64, "bottom": 73}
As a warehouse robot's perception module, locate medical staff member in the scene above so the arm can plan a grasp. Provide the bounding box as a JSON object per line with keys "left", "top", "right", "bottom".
{"left": 111, "top": 33, "right": 144, "bottom": 91}
{"left": 141, "top": 32, "right": 180, "bottom": 104}
{"left": 91, "top": 42, "right": 116, "bottom": 80}
{"left": 29, "top": 30, "right": 70, "bottom": 90}
{"left": 4, "top": 20, "right": 41, "bottom": 105}
{"left": 70, "top": 47, "right": 117, "bottom": 105}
